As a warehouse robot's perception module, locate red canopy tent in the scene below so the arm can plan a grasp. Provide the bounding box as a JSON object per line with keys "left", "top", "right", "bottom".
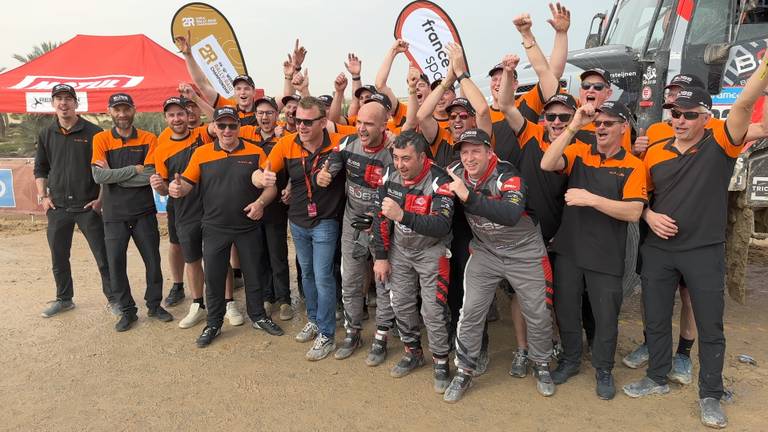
{"left": 0, "top": 34, "right": 262, "bottom": 113}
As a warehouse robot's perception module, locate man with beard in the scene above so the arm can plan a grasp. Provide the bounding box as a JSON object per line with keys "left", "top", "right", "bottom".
{"left": 316, "top": 92, "right": 397, "bottom": 363}
{"left": 541, "top": 101, "right": 647, "bottom": 400}
{"left": 35, "top": 84, "right": 113, "bottom": 318}
{"left": 372, "top": 131, "right": 455, "bottom": 394}
{"left": 92, "top": 93, "right": 173, "bottom": 332}
{"left": 280, "top": 94, "right": 300, "bottom": 135}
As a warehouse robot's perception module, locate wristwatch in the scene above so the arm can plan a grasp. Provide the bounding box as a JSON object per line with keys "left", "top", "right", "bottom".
{"left": 457, "top": 72, "right": 471, "bottom": 83}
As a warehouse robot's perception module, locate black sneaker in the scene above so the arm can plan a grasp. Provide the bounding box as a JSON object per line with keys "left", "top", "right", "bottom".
{"left": 196, "top": 325, "right": 221, "bottom": 348}
{"left": 596, "top": 368, "right": 616, "bottom": 400}
{"left": 334, "top": 330, "right": 362, "bottom": 360}
{"left": 433, "top": 361, "right": 451, "bottom": 394}
{"left": 252, "top": 317, "right": 285, "bottom": 336}
{"left": 115, "top": 312, "right": 138, "bottom": 332}
{"left": 164, "top": 285, "right": 185, "bottom": 307}
{"left": 443, "top": 370, "right": 473, "bottom": 403}
{"left": 390, "top": 349, "right": 425, "bottom": 378}
{"left": 551, "top": 360, "right": 580, "bottom": 385}
{"left": 148, "top": 306, "right": 173, "bottom": 322}
{"left": 366, "top": 338, "right": 388, "bottom": 367}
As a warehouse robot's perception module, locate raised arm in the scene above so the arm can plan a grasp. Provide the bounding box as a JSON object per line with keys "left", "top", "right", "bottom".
{"left": 514, "top": 13, "right": 559, "bottom": 101}
{"left": 328, "top": 73, "right": 348, "bottom": 124}
{"left": 416, "top": 65, "right": 455, "bottom": 143}
{"left": 448, "top": 43, "right": 492, "bottom": 136}
{"left": 498, "top": 55, "right": 525, "bottom": 132}
{"left": 375, "top": 40, "right": 409, "bottom": 116}
{"left": 279, "top": 39, "right": 307, "bottom": 111}
{"left": 401, "top": 67, "right": 421, "bottom": 131}
{"left": 546, "top": 2, "right": 571, "bottom": 79}
{"left": 345, "top": 53, "right": 363, "bottom": 118}
{"left": 174, "top": 31, "right": 218, "bottom": 104}
{"left": 541, "top": 104, "right": 595, "bottom": 171}
{"left": 179, "top": 82, "right": 214, "bottom": 122}
{"left": 727, "top": 51, "right": 768, "bottom": 144}
{"left": 292, "top": 69, "right": 311, "bottom": 98}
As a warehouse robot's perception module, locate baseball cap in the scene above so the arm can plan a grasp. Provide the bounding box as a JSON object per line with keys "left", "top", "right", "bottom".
{"left": 455, "top": 128, "right": 492, "bottom": 149}
{"left": 281, "top": 94, "right": 301, "bottom": 106}
{"left": 664, "top": 73, "right": 706, "bottom": 90}
{"left": 363, "top": 92, "right": 392, "bottom": 112}
{"left": 596, "top": 101, "right": 633, "bottom": 122}
{"left": 232, "top": 75, "right": 255, "bottom": 88}
{"left": 446, "top": 98, "right": 476, "bottom": 116}
{"left": 488, "top": 63, "right": 517, "bottom": 79}
{"left": 317, "top": 95, "right": 333, "bottom": 107}
{"left": 662, "top": 87, "right": 712, "bottom": 110}
{"left": 51, "top": 83, "right": 76, "bottom": 98}
{"left": 430, "top": 78, "right": 456, "bottom": 92}
{"left": 108, "top": 93, "right": 135, "bottom": 108}
{"left": 354, "top": 85, "right": 377, "bottom": 99}
{"left": 580, "top": 68, "right": 612, "bottom": 85}
{"left": 254, "top": 96, "right": 278, "bottom": 111}
{"left": 162, "top": 96, "right": 185, "bottom": 111}
{"left": 213, "top": 106, "right": 239, "bottom": 121}
{"left": 543, "top": 93, "right": 578, "bottom": 112}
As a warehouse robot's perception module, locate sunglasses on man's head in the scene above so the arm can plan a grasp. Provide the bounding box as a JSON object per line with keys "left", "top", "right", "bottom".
{"left": 215, "top": 122, "right": 239, "bottom": 131}
{"left": 449, "top": 112, "right": 470, "bottom": 121}
{"left": 592, "top": 120, "right": 623, "bottom": 128}
{"left": 295, "top": 115, "right": 324, "bottom": 127}
{"left": 581, "top": 82, "right": 607, "bottom": 91}
{"left": 545, "top": 113, "right": 572, "bottom": 122}
{"left": 670, "top": 109, "right": 704, "bottom": 120}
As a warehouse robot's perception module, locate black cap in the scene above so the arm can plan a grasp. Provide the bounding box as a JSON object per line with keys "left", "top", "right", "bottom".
{"left": 213, "top": 106, "right": 239, "bottom": 121}
{"left": 596, "top": 101, "right": 633, "bottom": 122}
{"left": 255, "top": 96, "right": 278, "bottom": 111}
{"left": 580, "top": 68, "right": 611, "bottom": 85}
{"left": 363, "top": 92, "right": 392, "bottom": 112}
{"left": 488, "top": 63, "right": 517, "bottom": 79}
{"left": 281, "top": 94, "right": 300, "bottom": 106}
{"left": 662, "top": 87, "right": 712, "bottom": 110}
{"left": 664, "top": 74, "right": 706, "bottom": 90}
{"left": 543, "top": 93, "right": 578, "bottom": 112}
{"left": 419, "top": 73, "right": 430, "bottom": 85}
{"left": 354, "top": 85, "right": 377, "bottom": 99}
{"left": 317, "top": 95, "right": 333, "bottom": 107}
{"left": 456, "top": 128, "right": 492, "bottom": 149}
{"left": 446, "top": 98, "right": 476, "bottom": 116}
{"left": 51, "top": 83, "right": 76, "bottom": 98}
{"left": 232, "top": 75, "right": 255, "bottom": 88}
{"left": 162, "top": 96, "right": 185, "bottom": 111}
{"left": 430, "top": 78, "right": 456, "bottom": 92}
{"left": 108, "top": 93, "right": 135, "bottom": 108}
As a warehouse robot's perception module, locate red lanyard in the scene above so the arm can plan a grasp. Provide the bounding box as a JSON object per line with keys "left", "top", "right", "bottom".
{"left": 301, "top": 149, "right": 321, "bottom": 202}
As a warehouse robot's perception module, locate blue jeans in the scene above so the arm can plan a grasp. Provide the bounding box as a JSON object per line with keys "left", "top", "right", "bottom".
{"left": 290, "top": 219, "right": 339, "bottom": 338}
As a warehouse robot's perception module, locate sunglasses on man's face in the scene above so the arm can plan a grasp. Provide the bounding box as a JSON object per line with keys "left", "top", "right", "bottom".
{"left": 545, "top": 113, "right": 572, "bottom": 122}
{"left": 215, "top": 122, "right": 239, "bottom": 131}
{"left": 581, "top": 82, "right": 607, "bottom": 91}
{"left": 295, "top": 115, "right": 324, "bottom": 127}
{"left": 670, "top": 109, "right": 704, "bottom": 120}
{"left": 593, "top": 120, "right": 623, "bottom": 128}
{"left": 449, "top": 112, "right": 470, "bottom": 121}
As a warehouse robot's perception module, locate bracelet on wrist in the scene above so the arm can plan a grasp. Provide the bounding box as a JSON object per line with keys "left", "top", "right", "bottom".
{"left": 522, "top": 39, "right": 537, "bottom": 49}
{"left": 352, "top": 76, "right": 361, "bottom": 81}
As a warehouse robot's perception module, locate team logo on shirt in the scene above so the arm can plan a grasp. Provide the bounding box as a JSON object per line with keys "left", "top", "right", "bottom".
{"left": 498, "top": 176, "right": 521, "bottom": 192}
{"left": 364, "top": 164, "right": 383, "bottom": 188}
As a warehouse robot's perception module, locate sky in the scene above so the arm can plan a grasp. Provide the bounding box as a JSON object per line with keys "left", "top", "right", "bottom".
{"left": 2, "top": 0, "right": 614, "bottom": 97}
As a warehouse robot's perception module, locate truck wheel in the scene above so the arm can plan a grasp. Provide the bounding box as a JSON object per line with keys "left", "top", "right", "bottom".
{"left": 725, "top": 190, "right": 753, "bottom": 304}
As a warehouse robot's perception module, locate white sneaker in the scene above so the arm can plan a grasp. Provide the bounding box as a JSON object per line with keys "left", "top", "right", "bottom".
{"left": 179, "top": 303, "right": 206, "bottom": 329}
{"left": 295, "top": 321, "right": 319, "bottom": 343}
{"left": 225, "top": 301, "right": 245, "bottom": 326}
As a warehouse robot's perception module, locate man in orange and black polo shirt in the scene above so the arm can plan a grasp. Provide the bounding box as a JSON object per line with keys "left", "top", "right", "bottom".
{"left": 281, "top": 94, "right": 300, "bottom": 135}
{"left": 92, "top": 93, "right": 173, "bottom": 332}
{"left": 622, "top": 60, "right": 768, "bottom": 427}
{"left": 240, "top": 96, "right": 294, "bottom": 321}
{"left": 252, "top": 96, "right": 347, "bottom": 361}
{"left": 169, "top": 106, "right": 284, "bottom": 348}
{"left": 541, "top": 101, "right": 647, "bottom": 400}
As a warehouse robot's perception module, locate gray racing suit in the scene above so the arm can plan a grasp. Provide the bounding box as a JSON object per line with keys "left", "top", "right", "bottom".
{"left": 372, "top": 159, "right": 454, "bottom": 357}
{"left": 449, "top": 155, "right": 553, "bottom": 371}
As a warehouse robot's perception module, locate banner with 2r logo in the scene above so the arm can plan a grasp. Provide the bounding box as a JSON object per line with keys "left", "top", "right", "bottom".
{"left": 171, "top": 2, "right": 248, "bottom": 98}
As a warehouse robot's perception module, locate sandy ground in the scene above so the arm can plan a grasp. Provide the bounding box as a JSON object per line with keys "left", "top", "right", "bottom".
{"left": 1, "top": 214, "right": 767, "bottom": 432}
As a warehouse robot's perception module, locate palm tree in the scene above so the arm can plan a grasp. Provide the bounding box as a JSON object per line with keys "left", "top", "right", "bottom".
{"left": 12, "top": 41, "right": 60, "bottom": 64}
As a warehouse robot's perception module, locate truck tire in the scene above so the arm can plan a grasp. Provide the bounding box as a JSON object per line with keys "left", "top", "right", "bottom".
{"left": 725, "top": 190, "right": 752, "bottom": 304}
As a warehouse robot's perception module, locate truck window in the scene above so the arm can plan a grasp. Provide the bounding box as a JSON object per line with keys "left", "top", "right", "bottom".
{"left": 603, "top": 0, "right": 660, "bottom": 51}
{"left": 646, "top": 0, "right": 675, "bottom": 52}
{"left": 687, "top": 0, "right": 730, "bottom": 44}
{"left": 735, "top": 1, "right": 768, "bottom": 41}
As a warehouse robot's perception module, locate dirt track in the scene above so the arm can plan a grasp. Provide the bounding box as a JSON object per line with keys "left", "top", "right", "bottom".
{"left": 1, "top": 215, "right": 767, "bottom": 432}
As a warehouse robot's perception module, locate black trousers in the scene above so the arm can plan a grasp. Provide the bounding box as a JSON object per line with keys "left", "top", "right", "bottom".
{"left": 554, "top": 253, "right": 623, "bottom": 370}
{"left": 203, "top": 224, "right": 267, "bottom": 327}
{"left": 46, "top": 208, "right": 112, "bottom": 302}
{"left": 104, "top": 214, "right": 163, "bottom": 314}
{"left": 641, "top": 243, "right": 726, "bottom": 399}
{"left": 260, "top": 220, "right": 291, "bottom": 305}
{"left": 448, "top": 214, "right": 473, "bottom": 341}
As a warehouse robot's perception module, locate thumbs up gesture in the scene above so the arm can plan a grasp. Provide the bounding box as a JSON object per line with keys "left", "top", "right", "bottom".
{"left": 447, "top": 167, "right": 470, "bottom": 202}
{"left": 633, "top": 127, "right": 649, "bottom": 155}
{"left": 150, "top": 173, "right": 165, "bottom": 192}
{"left": 261, "top": 161, "right": 277, "bottom": 188}
{"left": 316, "top": 159, "right": 332, "bottom": 187}
{"left": 168, "top": 173, "right": 184, "bottom": 198}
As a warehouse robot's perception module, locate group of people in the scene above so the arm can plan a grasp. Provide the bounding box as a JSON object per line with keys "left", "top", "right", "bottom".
{"left": 33, "top": 4, "right": 768, "bottom": 428}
